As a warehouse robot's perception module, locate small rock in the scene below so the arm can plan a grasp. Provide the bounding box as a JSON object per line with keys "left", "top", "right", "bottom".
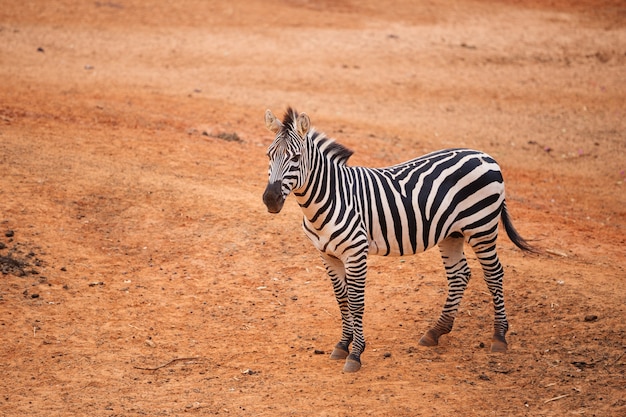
{"left": 31, "top": 293, "right": 39, "bottom": 299}
{"left": 383, "top": 352, "right": 392, "bottom": 358}
{"left": 584, "top": 315, "right": 598, "bottom": 322}
{"left": 313, "top": 349, "right": 325, "bottom": 355}
{"left": 145, "top": 339, "right": 156, "bottom": 348}
{"left": 5, "top": 230, "right": 14, "bottom": 238}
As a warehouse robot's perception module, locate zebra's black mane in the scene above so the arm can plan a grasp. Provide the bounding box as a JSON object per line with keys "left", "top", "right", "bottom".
{"left": 282, "top": 107, "right": 354, "bottom": 165}
{"left": 281, "top": 107, "right": 299, "bottom": 130}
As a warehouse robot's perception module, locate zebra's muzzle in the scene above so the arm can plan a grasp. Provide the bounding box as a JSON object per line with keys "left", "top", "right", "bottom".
{"left": 263, "top": 181, "right": 285, "bottom": 213}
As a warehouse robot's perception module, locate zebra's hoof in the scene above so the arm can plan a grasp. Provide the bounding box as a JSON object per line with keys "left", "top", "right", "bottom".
{"left": 343, "top": 354, "right": 361, "bottom": 373}
{"left": 491, "top": 339, "right": 508, "bottom": 353}
{"left": 330, "top": 346, "right": 349, "bottom": 360}
{"left": 418, "top": 329, "right": 439, "bottom": 347}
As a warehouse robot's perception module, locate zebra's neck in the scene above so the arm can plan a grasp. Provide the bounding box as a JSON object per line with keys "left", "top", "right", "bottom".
{"left": 293, "top": 131, "right": 355, "bottom": 229}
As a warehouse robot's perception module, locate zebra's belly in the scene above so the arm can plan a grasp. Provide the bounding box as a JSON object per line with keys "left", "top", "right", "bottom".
{"left": 367, "top": 233, "right": 430, "bottom": 257}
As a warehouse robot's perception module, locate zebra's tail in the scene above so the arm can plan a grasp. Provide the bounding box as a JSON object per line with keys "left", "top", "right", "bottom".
{"left": 501, "top": 201, "right": 536, "bottom": 253}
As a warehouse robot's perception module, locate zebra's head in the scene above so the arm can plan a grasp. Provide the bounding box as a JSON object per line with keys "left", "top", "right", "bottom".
{"left": 262, "top": 108, "right": 310, "bottom": 213}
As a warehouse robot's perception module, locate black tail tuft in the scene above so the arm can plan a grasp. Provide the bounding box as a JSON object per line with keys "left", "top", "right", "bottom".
{"left": 501, "top": 201, "right": 536, "bottom": 253}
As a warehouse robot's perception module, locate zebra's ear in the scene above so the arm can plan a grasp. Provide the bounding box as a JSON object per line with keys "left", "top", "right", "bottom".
{"left": 297, "top": 113, "right": 310, "bottom": 137}
{"left": 265, "top": 109, "right": 282, "bottom": 134}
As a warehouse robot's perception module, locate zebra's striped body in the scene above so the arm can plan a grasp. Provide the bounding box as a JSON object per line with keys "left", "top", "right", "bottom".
{"left": 263, "top": 108, "right": 533, "bottom": 372}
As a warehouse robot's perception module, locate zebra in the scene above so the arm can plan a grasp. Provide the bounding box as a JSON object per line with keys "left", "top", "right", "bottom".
{"left": 262, "top": 107, "right": 534, "bottom": 373}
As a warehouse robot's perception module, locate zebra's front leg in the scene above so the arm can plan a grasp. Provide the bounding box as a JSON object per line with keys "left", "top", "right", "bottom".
{"left": 341, "top": 256, "right": 368, "bottom": 372}
{"left": 320, "top": 254, "right": 353, "bottom": 362}
{"left": 419, "top": 237, "right": 471, "bottom": 347}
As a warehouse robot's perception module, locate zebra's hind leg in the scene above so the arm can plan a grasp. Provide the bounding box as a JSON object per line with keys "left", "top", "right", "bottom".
{"left": 471, "top": 240, "right": 509, "bottom": 353}
{"left": 419, "top": 237, "right": 471, "bottom": 347}
{"left": 320, "top": 254, "right": 354, "bottom": 362}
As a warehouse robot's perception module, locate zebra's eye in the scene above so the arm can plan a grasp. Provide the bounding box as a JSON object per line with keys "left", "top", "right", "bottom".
{"left": 291, "top": 154, "right": 301, "bottom": 163}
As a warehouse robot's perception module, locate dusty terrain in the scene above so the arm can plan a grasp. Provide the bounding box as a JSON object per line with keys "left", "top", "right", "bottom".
{"left": 1, "top": 1, "right": 625, "bottom": 416}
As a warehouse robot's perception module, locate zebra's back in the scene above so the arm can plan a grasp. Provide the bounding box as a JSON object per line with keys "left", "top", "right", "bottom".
{"left": 351, "top": 148, "right": 505, "bottom": 256}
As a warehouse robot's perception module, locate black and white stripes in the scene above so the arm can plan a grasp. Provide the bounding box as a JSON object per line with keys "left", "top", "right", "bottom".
{"left": 262, "top": 108, "right": 533, "bottom": 372}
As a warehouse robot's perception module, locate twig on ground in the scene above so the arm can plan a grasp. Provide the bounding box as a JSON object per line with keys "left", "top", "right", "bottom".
{"left": 544, "top": 394, "right": 570, "bottom": 404}
{"left": 546, "top": 249, "right": 568, "bottom": 257}
{"left": 133, "top": 357, "right": 201, "bottom": 371}
{"left": 611, "top": 351, "right": 625, "bottom": 365}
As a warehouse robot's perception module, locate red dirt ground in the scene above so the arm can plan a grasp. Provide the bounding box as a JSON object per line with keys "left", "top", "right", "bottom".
{"left": 1, "top": 1, "right": 624, "bottom": 416}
